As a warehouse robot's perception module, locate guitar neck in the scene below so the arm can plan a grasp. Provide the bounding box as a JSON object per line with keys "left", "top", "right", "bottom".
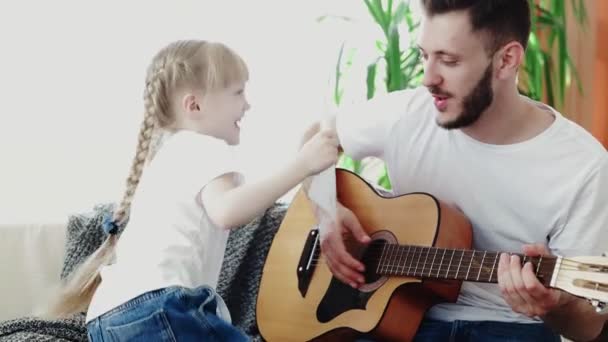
{"left": 371, "top": 243, "right": 557, "bottom": 286}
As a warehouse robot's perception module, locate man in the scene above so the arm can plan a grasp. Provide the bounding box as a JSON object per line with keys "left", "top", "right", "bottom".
{"left": 302, "top": 0, "right": 608, "bottom": 341}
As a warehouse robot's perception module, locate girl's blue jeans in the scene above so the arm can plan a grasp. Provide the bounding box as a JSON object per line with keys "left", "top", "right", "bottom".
{"left": 86, "top": 285, "right": 249, "bottom": 342}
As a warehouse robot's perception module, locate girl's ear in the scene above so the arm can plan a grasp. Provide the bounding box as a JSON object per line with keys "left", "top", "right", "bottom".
{"left": 182, "top": 94, "right": 201, "bottom": 113}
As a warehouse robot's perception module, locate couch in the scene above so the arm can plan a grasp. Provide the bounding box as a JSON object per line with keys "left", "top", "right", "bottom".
{"left": 0, "top": 203, "right": 286, "bottom": 341}
{"left": 0, "top": 221, "right": 67, "bottom": 323}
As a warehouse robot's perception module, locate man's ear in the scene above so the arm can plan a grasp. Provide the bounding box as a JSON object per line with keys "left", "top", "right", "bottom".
{"left": 495, "top": 41, "right": 525, "bottom": 80}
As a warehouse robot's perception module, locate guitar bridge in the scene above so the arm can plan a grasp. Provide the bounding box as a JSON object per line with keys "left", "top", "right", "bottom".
{"left": 296, "top": 228, "right": 321, "bottom": 297}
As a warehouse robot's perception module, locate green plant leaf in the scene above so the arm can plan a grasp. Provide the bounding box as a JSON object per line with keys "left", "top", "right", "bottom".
{"left": 367, "top": 62, "right": 378, "bottom": 100}
{"left": 364, "top": 0, "right": 388, "bottom": 35}
{"left": 378, "top": 166, "right": 392, "bottom": 190}
{"left": 557, "top": 27, "right": 567, "bottom": 107}
{"left": 386, "top": 25, "right": 403, "bottom": 91}
{"left": 567, "top": 57, "right": 584, "bottom": 95}
{"left": 541, "top": 51, "right": 555, "bottom": 106}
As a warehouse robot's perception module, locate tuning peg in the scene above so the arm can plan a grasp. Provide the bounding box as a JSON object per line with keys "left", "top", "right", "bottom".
{"left": 591, "top": 300, "right": 608, "bottom": 314}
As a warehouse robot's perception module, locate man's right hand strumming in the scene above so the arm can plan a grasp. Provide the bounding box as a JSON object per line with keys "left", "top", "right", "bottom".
{"left": 319, "top": 202, "right": 371, "bottom": 289}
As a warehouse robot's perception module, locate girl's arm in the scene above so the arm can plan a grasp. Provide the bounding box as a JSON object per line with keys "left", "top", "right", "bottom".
{"left": 201, "top": 130, "right": 338, "bottom": 230}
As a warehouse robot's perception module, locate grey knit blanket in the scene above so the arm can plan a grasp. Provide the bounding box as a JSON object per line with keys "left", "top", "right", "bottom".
{"left": 0, "top": 202, "right": 287, "bottom": 341}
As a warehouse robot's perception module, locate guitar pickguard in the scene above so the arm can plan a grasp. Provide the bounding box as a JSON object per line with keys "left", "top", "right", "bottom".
{"left": 316, "top": 277, "right": 374, "bottom": 322}
{"left": 316, "top": 238, "right": 389, "bottom": 323}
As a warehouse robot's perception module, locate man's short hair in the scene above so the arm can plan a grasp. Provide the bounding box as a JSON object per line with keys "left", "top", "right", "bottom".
{"left": 420, "top": 0, "right": 531, "bottom": 53}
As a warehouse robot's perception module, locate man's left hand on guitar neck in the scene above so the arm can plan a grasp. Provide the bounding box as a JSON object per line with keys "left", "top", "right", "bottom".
{"left": 498, "top": 243, "right": 607, "bottom": 341}
{"left": 497, "top": 243, "right": 572, "bottom": 317}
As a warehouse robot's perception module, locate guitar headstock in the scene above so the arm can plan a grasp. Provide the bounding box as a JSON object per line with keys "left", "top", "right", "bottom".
{"left": 552, "top": 255, "right": 608, "bottom": 314}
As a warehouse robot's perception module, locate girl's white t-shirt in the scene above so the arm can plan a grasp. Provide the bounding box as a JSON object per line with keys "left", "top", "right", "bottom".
{"left": 86, "top": 130, "right": 242, "bottom": 323}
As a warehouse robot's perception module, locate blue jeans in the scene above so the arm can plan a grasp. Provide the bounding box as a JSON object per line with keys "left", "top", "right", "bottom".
{"left": 412, "top": 319, "right": 561, "bottom": 342}
{"left": 86, "top": 285, "right": 249, "bottom": 342}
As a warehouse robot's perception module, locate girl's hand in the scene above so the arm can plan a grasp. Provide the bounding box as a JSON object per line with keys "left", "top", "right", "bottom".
{"left": 298, "top": 129, "right": 339, "bottom": 176}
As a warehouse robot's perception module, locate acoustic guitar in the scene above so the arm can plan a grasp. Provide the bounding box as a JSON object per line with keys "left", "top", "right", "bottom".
{"left": 256, "top": 169, "right": 608, "bottom": 341}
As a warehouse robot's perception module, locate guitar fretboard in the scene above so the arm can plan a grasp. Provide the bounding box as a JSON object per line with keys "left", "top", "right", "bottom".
{"left": 366, "top": 243, "right": 557, "bottom": 285}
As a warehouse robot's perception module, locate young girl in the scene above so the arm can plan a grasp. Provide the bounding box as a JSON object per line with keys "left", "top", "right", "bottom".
{"left": 44, "top": 40, "right": 338, "bottom": 341}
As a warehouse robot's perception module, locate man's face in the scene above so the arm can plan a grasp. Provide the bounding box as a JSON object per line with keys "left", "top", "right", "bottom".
{"left": 417, "top": 10, "right": 495, "bottom": 129}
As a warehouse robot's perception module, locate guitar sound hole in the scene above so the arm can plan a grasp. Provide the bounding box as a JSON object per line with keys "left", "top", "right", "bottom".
{"left": 358, "top": 231, "right": 396, "bottom": 293}
{"left": 362, "top": 240, "right": 386, "bottom": 284}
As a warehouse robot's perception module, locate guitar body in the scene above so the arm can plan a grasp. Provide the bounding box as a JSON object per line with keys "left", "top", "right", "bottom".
{"left": 257, "top": 169, "right": 473, "bottom": 341}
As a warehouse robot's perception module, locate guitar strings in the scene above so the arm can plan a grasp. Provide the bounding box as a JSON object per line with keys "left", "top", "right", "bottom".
{"left": 308, "top": 255, "right": 590, "bottom": 275}
{"left": 309, "top": 247, "right": 591, "bottom": 269}
{"left": 304, "top": 240, "right": 602, "bottom": 278}
{"left": 305, "top": 256, "right": 597, "bottom": 284}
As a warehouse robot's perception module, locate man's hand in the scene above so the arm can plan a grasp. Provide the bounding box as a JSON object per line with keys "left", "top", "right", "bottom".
{"left": 320, "top": 202, "right": 371, "bottom": 288}
{"left": 497, "top": 243, "right": 575, "bottom": 318}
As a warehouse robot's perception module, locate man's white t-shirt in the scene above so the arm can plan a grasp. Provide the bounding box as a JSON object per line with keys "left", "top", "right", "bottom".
{"left": 336, "top": 87, "right": 608, "bottom": 323}
{"left": 86, "top": 130, "right": 242, "bottom": 323}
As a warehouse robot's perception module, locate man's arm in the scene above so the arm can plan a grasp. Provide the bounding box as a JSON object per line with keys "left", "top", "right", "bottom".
{"left": 546, "top": 158, "right": 608, "bottom": 341}
{"left": 499, "top": 157, "right": 608, "bottom": 341}
{"left": 543, "top": 294, "right": 607, "bottom": 341}
{"left": 298, "top": 119, "right": 371, "bottom": 288}
{"left": 299, "top": 119, "right": 341, "bottom": 191}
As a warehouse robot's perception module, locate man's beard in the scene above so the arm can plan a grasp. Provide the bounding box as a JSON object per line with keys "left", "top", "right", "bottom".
{"left": 429, "top": 64, "right": 494, "bottom": 130}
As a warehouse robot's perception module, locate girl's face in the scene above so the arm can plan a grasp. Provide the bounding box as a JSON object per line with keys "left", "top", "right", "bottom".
{"left": 197, "top": 80, "right": 250, "bottom": 145}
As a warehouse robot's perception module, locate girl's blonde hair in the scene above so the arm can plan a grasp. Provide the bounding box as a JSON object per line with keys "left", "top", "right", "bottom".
{"left": 42, "top": 40, "right": 248, "bottom": 318}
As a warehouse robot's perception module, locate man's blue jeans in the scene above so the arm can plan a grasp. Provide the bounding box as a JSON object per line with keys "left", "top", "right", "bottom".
{"left": 357, "top": 319, "right": 561, "bottom": 342}
{"left": 86, "top": 285, "right": 249, "bottom": 342}
{"left": 412, "top": 318, "right": 561, "bottom": 342}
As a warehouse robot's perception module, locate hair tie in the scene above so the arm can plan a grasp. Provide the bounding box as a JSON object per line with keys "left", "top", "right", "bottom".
{"left": 102, "top": 214, "right": 120, "bottom": 235}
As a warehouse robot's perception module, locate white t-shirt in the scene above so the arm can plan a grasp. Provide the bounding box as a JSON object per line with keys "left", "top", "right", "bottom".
{"left": 336, "top": 87, "right": 608, "bottom": 323}
{"left": 86, "top": 130, "right": 242, "bottom": 322}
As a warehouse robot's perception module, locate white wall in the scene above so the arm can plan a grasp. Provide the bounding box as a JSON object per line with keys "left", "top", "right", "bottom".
{"left": 0, "top": 0, "right": 381, "bottom": 223}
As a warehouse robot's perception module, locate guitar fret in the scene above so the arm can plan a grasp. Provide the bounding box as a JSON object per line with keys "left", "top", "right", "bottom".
{"left": 393, "top": 245, "right": 400, "bottom": 274}
{"left": 477, "top": 251, "right": 486, "bottom": 281}
{"left": 465, "top": 250, "right": 475, "bottom": 280}
{"left": 408, "top": 246, "right": 416, "bottom": 276}
{"left": 438, "top": 249, "right": 446, "bottom": 278}
{"left": 377, "top": 242, "right": 387, "bottom": 274}
{"left": 386, "top": 244, "right": 394, "bottom": 275}
{"left": 536, "top": 256, "right": 543, "bottom": 277}
{"left": 390, "top": 244, "right": 397, "bottom": 274}
{"left": 429, "top": 248, "right": 438, "bottom": 277}
{"left": 456, "top": 250, "right": 464, "bottom": 279}
{"left": 421, "top": 247, "right": 430, "bottom": 277}
{"left": 446, "top": 249, "right": 455, "bottom": 279}
{"left": 399, "top": 245, "right": 407, "bottom": 274}
{"left": 489, "top": 252, "right": 499, "bottom": 282}
{"left": 404, "top": 245, "right": 411, "bottom": 276}
{"left": 395, "top": 245, "right": 403, "bottom": 275}
{"left": 414, "top": 246, "right": 423, "bottom": 277}
{"left": 394, "top": 245, "right": 403, "bottom": 275}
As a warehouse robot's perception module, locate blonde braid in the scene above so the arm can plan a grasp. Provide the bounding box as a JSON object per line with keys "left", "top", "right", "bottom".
{"left": 40, "top": 60, "right": 170, "bottom": 318}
